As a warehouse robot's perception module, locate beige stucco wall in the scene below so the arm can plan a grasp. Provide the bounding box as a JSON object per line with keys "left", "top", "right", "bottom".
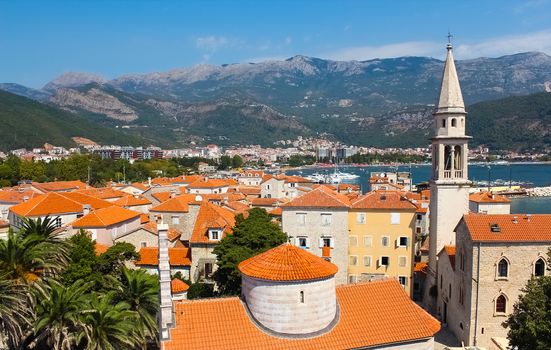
{"left": 261, "top": 178, "right": 285, "bottom": 199}
{"left": 190, "top": 244, "right": 217, "bottom": 283}
{"left": 114, "top": 228, "right": 159, "bottom": 249}
{"left": 469, "top": 201, "right": 510, "bottom": 215}
{"left": 282, "top": 207, "right": 349, "bottom": 285}
{"left": 348, "top": 209, "right": 416, "bottom": 295}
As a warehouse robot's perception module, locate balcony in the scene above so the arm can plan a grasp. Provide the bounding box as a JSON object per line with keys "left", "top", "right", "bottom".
{"left": 443, "top": 170, "right": 452, "bottom": 178}
{"left": 454, "top": 170, "right": 463, "bottom": 178}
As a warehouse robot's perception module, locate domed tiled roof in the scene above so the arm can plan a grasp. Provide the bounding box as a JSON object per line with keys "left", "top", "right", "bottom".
{"left": 238, "top": 243, "right": 338, "bottom": 281}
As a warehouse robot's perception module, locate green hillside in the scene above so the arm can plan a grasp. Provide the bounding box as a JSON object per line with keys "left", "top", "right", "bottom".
{"left": 0, "top": 90, "right": 164, "bottom": 151}
{"left": 467, "top": 92, "right": 551, "bottom": 151}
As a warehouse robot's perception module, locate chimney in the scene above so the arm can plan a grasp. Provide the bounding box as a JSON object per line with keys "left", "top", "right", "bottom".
{"left": 526, "top": 214, "right": 532, "bottom": 222}
{"left": 83, "top": 204, "right": 91, "bottom": 215}
{"left": 133, "top": 191, "right": 139, "bottom": 199}
{"left": 512, "top": 216, "right": 518, "bottom": 224}
{"left": 22, "top": 196, "right": 29, "bottom": 202}
{"left": 170, "top": 189, "right": 178, "bottom": 198}
{"left": 148, "top": 177, "right": 152, "bottom": 187}
{"left": 158, "top": 223, "right": 174, "bottom": 340}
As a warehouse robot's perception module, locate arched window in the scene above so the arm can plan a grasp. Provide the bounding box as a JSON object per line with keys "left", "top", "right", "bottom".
{"left": 535, "top": 258, "right": 546, "bottom": 277}
{"left": 444, "top": 146, "right": 452, "bottom": 171}
{"left": 496, "top": 295, "right": 506, "bottom": 313}
{"left": 454, "top": 145, "right": 462, "bottom": 171}
{"left": 461, "top": 118, "right": 465, "bottom": 127}
{"left": 451, "top": 118, "right": 457, "bottom": 127}
{"left": 498, "top": 259, "right": 508, "bottom": 278}
{"left": 442, "top": 119, "right": 446, "bottom": 128}
{"left": 300, "top": 291, "right": 304, "bottom": 303}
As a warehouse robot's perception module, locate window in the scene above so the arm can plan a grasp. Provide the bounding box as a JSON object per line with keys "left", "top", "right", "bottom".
{"left": 209, "top": 229, "right": 222, "bottom": 241}
{"left": 297, "top": 236, "right": 309, "bottom": 248}
{"left": 398, "top": 276, "right": 407, "bottom": 286}
{"left": 356, "top": 213, "right": 366, "bottom": 224}
{"left": 349, "top": 236, "right": 358, "bottom": 246}
{"left": 399, "top": 256, "right": 407, "bottom": 267}
{"left": 320, "top": 237, "right": 334, "bottom": 248}
{"left": 204, "top": 263, "right": 213, "bottom": 279}
{"left": 416, "top": 214, "right": 422, "bottom": 221}
{"left": 451, "top": 118, "right": 457, "bottom": 127}
{"left": 363, "top": 256, "right": 371, "bottom": 267}
{"left": 449, "top": 283, "right": 452, "bottom": 298}
{"left": 266, "top": 184, "right": 271, "bottom": 190}
{"left": 300, "top": 291, "right": 304, "bottom": 303}
{"left": 460, "top": 249, "right": 465, "bottom": 271}
{"left": 440, "top": 274, "right": 443, "bottom": 288}
{"left": 416, "top": 227, "right": 422, "bottom": 234}
{"left": 171, "top": 216, "right": 180, "bottom": 225}
{"left": 497, "top": 258, "right": 509, "bottom": 278}
{"left": 391, "top": 213, "right": 400, "bottom": 225}
{"left": 140, "top": 241, "right": 147, "bottom": 248}
{"left": 496, "top": 295, "right": 506, "bottom": 313}
{"left": 349, "top": 256, "right": 358, "bottom": 266}
{"left": 297, "top": 213, "right": 306, "bottom": 226}
{"left": 364, "top": 235, "right": 373, "bottom": 247}
{"left": 442, "top": 119, "right": 446, "bottom": 128}
{"left": 381, "top": 236, "right": 390, "bottom": 247}
{"left": 289, "top": 182, "right": 296, "bottom": 188}
{"left": 397, "top": 236, "right": 409, "bottom": 248}
{"left": 535, "top": 258, "right": 546, "bottom": 277}
{"left": 459, "top": 286, "right": 464, "bottom": 305}
{"left": 349, "top": 275, "right": 358, "bottom": 283}
{"left": 54, "top": 217, "right": 62, "bottom": 228}
{"left": 321, "top": 213, "right": 332, "bottom": 226}
{"left": 379, "top": 256, "right": 389, "bottom": 267}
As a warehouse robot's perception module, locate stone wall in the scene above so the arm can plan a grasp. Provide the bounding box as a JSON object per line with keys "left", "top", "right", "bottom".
{"left": 241, "top": 275, "right": 336, "bottom": 335}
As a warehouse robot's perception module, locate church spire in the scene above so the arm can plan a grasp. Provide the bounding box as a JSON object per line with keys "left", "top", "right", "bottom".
{"left": 435, "top": 37, "right": 465, "bottom": 115}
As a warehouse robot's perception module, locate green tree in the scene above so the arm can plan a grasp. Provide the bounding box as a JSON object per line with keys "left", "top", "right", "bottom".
{"left": 187, "top": 283, "right": 214, "bottom": 300}
{"left": 96, "top": 242, "right": 139, "bottom": 275}
{"left": 19, "top": 160, "right": 46, "bottom": 181}
{"left": 0, "top": 273, "right": 30, "bottom": 349}
{"left": 218, "top": 155, "right": 232, "bottom": 170}
{"left": 212, "top": 208, "right": 287, "bottom": 295}
{"left": 79, "top": 293, "right": 137, "bottom": 350}
{"left": 231, "top": 155, "right": 243, "bottom": 168}
{"left": 32, "top": 280, "right": 90, "bottom": 350}
{"left": 503, "top": 255, "right": 551, "bottom": 350}
{"left": 116, "top": 268, "right": 159, "bottom": 347}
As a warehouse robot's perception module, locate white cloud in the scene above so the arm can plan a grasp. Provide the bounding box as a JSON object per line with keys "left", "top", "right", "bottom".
{"left": 195, "top": 35, "right": 232, "bottom": 52}
{"left": 319, "top": 30, "right": 551, "bottom": 61}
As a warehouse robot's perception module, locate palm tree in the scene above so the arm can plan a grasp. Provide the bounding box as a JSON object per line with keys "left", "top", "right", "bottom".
{"left": 32, "top": 279, "right": 90, "bottom": 350}
{"left": 80, "top": 293, "right": 137, "bottom": 350}
{"left": 117, "top": 268, "right": 159, "bottom": 347}
{"left": 0, "top": 273, "right": 30, "bottom": 349}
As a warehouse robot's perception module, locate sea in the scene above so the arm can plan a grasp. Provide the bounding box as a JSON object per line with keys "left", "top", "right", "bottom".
{"left": 286, "top": 163, "right": 551, "bottom": 214}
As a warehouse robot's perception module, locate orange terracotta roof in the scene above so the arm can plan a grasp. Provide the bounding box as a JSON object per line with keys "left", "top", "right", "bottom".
{"left": 234, "top": 186, "right": 261, "bottom": 195}
{"left": 31, "top": 180, "right": 88, "bottom": 193}
{"left": 190, "top": 202, "right": 236, "bottom": 244}
{"left": 9, "top": 192, "right": 111, "bottom": 217}
{"left": 171, "top": 278, "right": 190, "bottom": 293}
{"left": 312, "top": 183, "right": 360, "bottom": 192}
{"left": 469, "top": 191, "right": 511, "bottom": 203}
{"left": 463, "top": 214, "right": 551, "bottom": 242}
{"left": 72, "top": 206, "right": 141, "bottom": 228}
{"left": 95, "top": 243, "right": 109, "bottom": 255}
{"left": 250, "top": 197, "right": 282, "bottom": 206}
{"left": 442, "top": 245, "right": 456, "bottom": 270}
{"left": 135, "top": 247, "right": 191, "bottom": 266}
{"left": 150, "top": 177, "right": 177, "bottom": 187}
{"left": 420, "top": 189, "right": 431, "bottom": 200}
{"left": 0, "top": 190, "right": 39, "bottom": 204}
{"left": 130, "top": 182, "right": 149, "bottom": 191}
{"left": 76, "top": 187, "right": 127, "bottom": 200}
{"left": 268, "top": 207, "right": 282, "bottom": 216}
{"left": 351, "top": 190, "right": 416, "bottom": 210}
{"left": 150, "top": 196, "right": 190, "bottom": 213}
{"left": 113, "top": 194, "right": 152, "bottom": 207}
{"left": 241, "top": 170, "right": 265, "bottom": 177}
{"left": 283, "top": 186, "right": 350, "bottom": 208}
{"left": 176, "top": 175, "right": 204, "bottom": 184}
{"left": 224, "top": 201, "right": 250, "bottom": 214}
{"left": 414, "top": 262, "right": 428, "bottom": 272}
{"left": 187, "top": 178, "right": 231, "bottom": 189}
{"left": 140, "top": 213, "right": 150, "bottom": 224}
{"left": 142, "top": 221, "right": 182, "bottom": 241}
{"left": 284, "top": 175, "right": 311, "bottom": 183}
{"left": 238, "top": 243, "right": 338, "bottom": 281}
{"left": 152, "top": 191, "right": 173, "bottom": 203}
{"left": 163, "top": 279, "right": 440, "bottom": 350}
{"left": 420, "top": 238, "right": 429, "bottom": 253}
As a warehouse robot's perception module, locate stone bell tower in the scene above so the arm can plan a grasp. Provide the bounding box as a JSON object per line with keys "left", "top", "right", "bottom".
{"left": 425, "top": 38, "right": 471, "bottom": 309}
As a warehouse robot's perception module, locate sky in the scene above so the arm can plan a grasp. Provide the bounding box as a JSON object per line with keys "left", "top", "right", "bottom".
{"left": 2, "top": 0, "right": 551, "bottom": 88}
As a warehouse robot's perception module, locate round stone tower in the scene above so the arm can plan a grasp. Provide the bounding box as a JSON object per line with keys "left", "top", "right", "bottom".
{"left": 238, "top": 243, "right": 339, "bottom": 336}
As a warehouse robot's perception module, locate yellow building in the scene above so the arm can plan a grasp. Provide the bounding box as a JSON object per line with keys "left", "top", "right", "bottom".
{"left": 348, "top": 190, "right": 417, "bottom": 295}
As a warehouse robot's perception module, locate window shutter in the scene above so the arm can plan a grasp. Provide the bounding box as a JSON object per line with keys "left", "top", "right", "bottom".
{"left": 395, "top": 239, "right": 400, "bottom": 248}
{"left": 294, "top": 237, "right": 300, "bottom": 246}
{"left": 319, "top": 238, "right": 324, "bottom": 248}
{"left": 330, "top": 238, "right": 335, "bottom": 248}
{"left": 305, "top": 238, "right": 310, "bottom": 248}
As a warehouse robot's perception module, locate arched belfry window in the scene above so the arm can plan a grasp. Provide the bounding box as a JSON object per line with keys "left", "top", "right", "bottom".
{"left": 454, "top": 145, "right": 462, "bottom": 170}
{"left": 535, "top": 258, "right": 546, "bottom": 277}
{"left": 444, "top": 146, "right": 452, "bottom": 171}
{"left": 461, "top": 118, "right": 465, "bottom": 127}
{"left": 442, "top": 119, "right": 446, "bottom": 128}
{"left": 496, "top": 295, "right": 506, "bottom": 313}
{"left": 451, "top": 118, "right": 457, "bottom": 127}
{"left": 497, "top": 258, "right": 508, "bottom": 278}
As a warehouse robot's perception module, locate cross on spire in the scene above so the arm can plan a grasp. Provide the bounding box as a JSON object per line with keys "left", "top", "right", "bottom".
{"left": 447, "top": 31, "right": 453, "bottom": 50}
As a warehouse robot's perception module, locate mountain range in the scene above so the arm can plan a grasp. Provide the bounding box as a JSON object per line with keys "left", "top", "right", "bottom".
{"left": 1, "top": 52, "right": 551, "bottom": 151}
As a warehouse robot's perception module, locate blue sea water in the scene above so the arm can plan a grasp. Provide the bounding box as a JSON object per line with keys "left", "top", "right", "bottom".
{"left": 287, "top": 163, "right": 551, "bottom": 214}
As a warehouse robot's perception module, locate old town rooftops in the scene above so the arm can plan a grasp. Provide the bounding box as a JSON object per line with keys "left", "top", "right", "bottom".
{"left": 469, "top": 191, "right": 511, "bottom": 203}
{"left": 72, "top": 206, "right": 141, "bottom": 228}
{"left": 462, "top": 213, "right": 551, "bottom": 242}
{"left": 283, "top": 186, "right": 350, "bottom": 208}
{"left": 351, "top": 190, "right": 417, "bottom": 210}
{"left": 162, "top": 279, "right": 440, "bottom": 350}
{"left": 10, "top": 192, "right": 112, "bottom": 217}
